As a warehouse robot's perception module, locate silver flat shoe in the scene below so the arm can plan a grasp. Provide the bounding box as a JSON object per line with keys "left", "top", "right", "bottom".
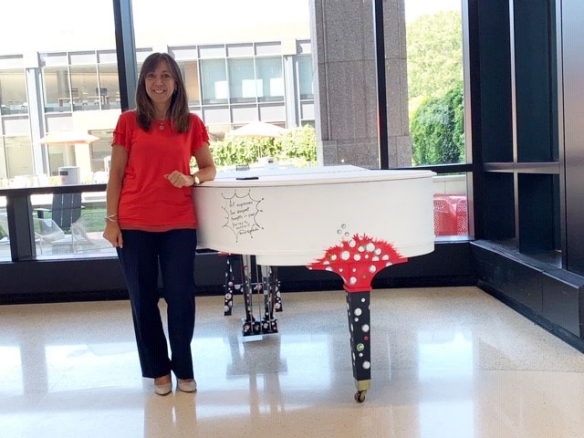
{"left": 154, "top": 376, "right": 172, "bottom": 396}
{"left": 177, "top": 378, "right": 197, "bottom": 393}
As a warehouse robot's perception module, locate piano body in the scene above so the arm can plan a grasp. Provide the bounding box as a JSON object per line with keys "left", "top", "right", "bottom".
{"left": 193, "top": 165, "right": 436, "bottom": 402}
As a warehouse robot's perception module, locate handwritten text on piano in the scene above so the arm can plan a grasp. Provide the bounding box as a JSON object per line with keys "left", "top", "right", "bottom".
{"left": 221, "top": 190, "right": 264, "bottom": 241}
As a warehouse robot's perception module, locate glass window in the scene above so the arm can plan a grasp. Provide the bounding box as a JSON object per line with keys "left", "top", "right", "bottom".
{"left": 0, "top": 1, "right": 116, "bottom": 54}
{"left": 298, "top": 55, "right": 313, "bottom": 100}
{"left": 200, "top": 59, "right": 228, "bottom": 105}
{"left": 70, "top": 65, "right": 99, "bottom": 111}
{"left": 89, "top": 129, "right": 113, "bottom": 178}
{"left": 47, "top": 145, "right": 73, "bottom": 177}
{"left": 405, "top": 2, "right": 464, "bottom": 166}
{"left": 0, "top": 69, "right": 28, "bottom": 115}
{"left": 256, "top": 57, "right": 283, "bottom": 102}
{"left": 178, "top": 60, "right": 201, "bottom": 106}
{"left": 228, "top": 58, "right": 256, "bottom": 103}
{"left": 97, "top": 63, "right": 119, "bottom": 110}
{"left": 33, "top": 191, "right": 115, "bottom": 259}
{"left": 42, "top": 66, "right": 72, "bottom": 113}
{"left": 0, "top": 138, "right": 6, "bottom": 180}
{"left": 0, "top": 198, "right": 8, "bottom": 261}
{"left": 0, "top": 0, "right": 121, "bottom": 263}
{"left": 432, "top": 173, "right": 469, "bottom": 238}
{"left": 1, "top": 136, "right": 34, "bottom": 179}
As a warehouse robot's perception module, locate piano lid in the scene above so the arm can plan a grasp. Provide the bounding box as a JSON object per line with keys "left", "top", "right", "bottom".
{"left": 203, "top": 165, "right": 434, "bottom": 188}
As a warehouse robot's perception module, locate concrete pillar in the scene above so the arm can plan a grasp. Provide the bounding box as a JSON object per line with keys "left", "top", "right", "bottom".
{"left": 309, "top": 0, "right": 412, "bottom": 168}
{"left": 23, "top": 52, "right": 47, "bottom": 176}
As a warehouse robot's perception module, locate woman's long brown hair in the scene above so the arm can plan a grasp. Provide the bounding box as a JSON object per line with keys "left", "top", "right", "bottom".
{"left": 135, "top": 52, "right": 191, "bottom": 133}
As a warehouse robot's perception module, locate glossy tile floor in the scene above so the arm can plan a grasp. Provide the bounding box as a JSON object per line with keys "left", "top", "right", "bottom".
{"left": 2, "top": 286, "right": 584, "bottom": 438}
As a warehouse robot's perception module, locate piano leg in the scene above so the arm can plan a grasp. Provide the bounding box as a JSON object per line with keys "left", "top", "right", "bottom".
{"left": 223, "top": 254, "right": 240, "bottom": 316}
{"left": 241, "top": 254, "right": 261, "bottom": 336}
{"left": 346, "top": 290, "right": 371, "bottom": 403}
{"left": 273, "top": 266, "right": 283, "bottom": 312}
{"left": 260, "top": 265, "right": 278, "bottom": 334}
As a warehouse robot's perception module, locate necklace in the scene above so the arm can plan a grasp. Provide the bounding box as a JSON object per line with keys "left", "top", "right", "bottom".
{"left": 159, "top": 121, "right": 165, "bottom": 131}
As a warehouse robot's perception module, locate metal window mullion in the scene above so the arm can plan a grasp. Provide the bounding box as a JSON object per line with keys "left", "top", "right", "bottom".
{"left": 509, "top": 0, "right": 520, "bottom": 243}
{"left": 113, "top": 0, "right": 138, "bottom": 111}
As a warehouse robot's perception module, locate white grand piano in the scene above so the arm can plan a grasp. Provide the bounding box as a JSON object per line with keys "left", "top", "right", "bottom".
{"left": 193, "top": 165, "right": 435, "bottom": 402}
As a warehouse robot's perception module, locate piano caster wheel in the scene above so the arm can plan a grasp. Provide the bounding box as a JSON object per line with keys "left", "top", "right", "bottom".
{"left": 354, "top": 390, "right": 367, "bottom": 403}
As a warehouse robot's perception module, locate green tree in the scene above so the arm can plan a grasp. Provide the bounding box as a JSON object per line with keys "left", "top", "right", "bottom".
{"left": 278, "top": 124, "right": 317, "bottom": 164}
{"left": 407, "top": 10, "right": 464, "bottom": 164}
{"left": 410, "top": 82, "right": 464, "bottom": 165}
{"left": 406, "top": 10, "right": 463, "bottom": 100}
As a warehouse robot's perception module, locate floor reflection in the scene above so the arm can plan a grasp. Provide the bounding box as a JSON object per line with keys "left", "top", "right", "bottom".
{"left": 2, "top": 287, "right": 584, "bottom": 437}
{"left": 417, "top": 330, "right": 474, "bottom": 379}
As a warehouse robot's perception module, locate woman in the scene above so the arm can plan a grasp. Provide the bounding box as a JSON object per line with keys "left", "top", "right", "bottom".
{"left": 103, "top": 52, "right": 216, "bottom": 396}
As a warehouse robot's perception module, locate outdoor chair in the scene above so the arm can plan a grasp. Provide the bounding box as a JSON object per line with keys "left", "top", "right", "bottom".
{"left": 36, "top": 216, "right": 112, "bottom": 255}
{"left": 0, "top": 213, "right": 10, "bottom": 248}
{"left": 70, "top": 216, "right": 112, "bottom": 253}
{"left": 35, "top": 218, "right": 67, "bottom": 254}
{"left": 1, "top": 213, "right": 55, "bottom": 255}
{"left": 35, "top": 193, "right": 82, "bottom": 233}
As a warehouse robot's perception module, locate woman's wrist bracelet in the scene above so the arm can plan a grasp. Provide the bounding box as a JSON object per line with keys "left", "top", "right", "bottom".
{"left": 105, "top": 214, "right": 118, "bottom": 223}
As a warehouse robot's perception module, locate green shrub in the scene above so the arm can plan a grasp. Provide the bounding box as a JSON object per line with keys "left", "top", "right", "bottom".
{"left": 208, "top": 124, "right": 317, "bottom": 169}
{"left": 410, "top": 82, "right": 465, "bottom": 165}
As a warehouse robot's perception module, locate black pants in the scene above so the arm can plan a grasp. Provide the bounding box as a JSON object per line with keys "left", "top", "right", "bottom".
{"left": 117, "top": 229, "right": 197, "bottom": 380}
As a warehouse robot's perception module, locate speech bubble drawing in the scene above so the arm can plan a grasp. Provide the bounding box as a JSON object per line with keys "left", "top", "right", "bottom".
{"left": 220, "top": 190, "right": 264, "bottom": 242}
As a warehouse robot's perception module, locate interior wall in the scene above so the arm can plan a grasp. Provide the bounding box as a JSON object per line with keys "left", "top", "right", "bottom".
{"left": 561, "top": 0, "right": 584, "bottom": 276}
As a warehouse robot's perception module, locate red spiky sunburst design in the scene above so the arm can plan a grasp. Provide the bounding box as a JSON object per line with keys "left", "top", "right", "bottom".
{"left": 308, "top": 234, "right": 408, "bottom": 292}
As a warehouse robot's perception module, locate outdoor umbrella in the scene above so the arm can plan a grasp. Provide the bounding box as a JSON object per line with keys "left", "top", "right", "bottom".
{"left": 39, "top": 130, "right": 100, "bottom": 145}
{"left": 229, "top": 121, "right": 288, "bottom": 138}
{"left": 38, "top": 131, "right": 100, "bottom": 179}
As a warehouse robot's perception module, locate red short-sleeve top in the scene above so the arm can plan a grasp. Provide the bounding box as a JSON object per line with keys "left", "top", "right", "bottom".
{"left": 112, "top": 110, "right": 209, "bottom": 231}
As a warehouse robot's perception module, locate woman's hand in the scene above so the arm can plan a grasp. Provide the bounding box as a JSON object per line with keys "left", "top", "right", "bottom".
{"left": 103, "top": 221, "right": 123, "bottom": 248}
{"left": 165, "top": 170, "right": 193, "bottom": 188}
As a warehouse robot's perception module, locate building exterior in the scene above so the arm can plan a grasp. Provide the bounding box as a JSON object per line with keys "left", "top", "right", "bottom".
{"left": 0, "top": 40, "right": 315, "bottom": 182}
{"left": 1, "top": 1, "right": 415, "bottom": 182}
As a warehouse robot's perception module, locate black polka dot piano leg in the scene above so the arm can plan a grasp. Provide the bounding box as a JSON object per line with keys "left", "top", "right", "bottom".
{"left": 260, "top": 265, "right": 278, "bottom": 334}
{"left": 241, "top": 254, "right": 261, "bottom": 336}
{"left": 346, "top": 290, "right": 371, "bottom": 403}
{"left": 223, "top": 254, "right": 236, "bottom": 316}
{"left": 272, "top": 266, "right": 283, "bottom": 312}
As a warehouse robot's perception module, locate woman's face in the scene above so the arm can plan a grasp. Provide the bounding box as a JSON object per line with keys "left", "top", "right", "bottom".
{"left": 144, "top": 61, "right": 176, "bottom": 108}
